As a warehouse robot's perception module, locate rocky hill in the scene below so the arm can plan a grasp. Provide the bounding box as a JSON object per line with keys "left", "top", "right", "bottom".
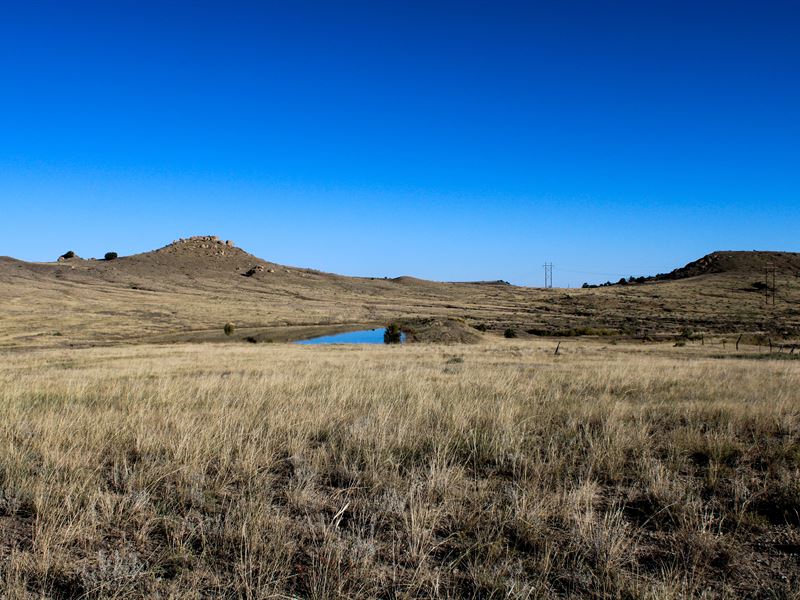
{"left": 656, "top": 251, "right": 800, "bottom": 281}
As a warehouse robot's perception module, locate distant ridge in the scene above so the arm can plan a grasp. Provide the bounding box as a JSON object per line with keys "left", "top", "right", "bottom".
{"left": 2, "top": 237, "right": 800, "bottom": 348}
{"left": 455, "top": 280, "right": 512, "bottom": 286}
{"left": 2, "top": 240, "right": 798, "bottom": 287}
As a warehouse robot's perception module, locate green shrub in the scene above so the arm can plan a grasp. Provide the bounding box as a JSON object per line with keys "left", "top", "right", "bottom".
{"left": 504, "top": 328, "right": 517, "bottom": 338}
{"left": 104, "top": 252, "right": 118, "bottom": 261}
{"left": 60, "top": 250, "right": 75, "bottom": 260}
{"left": 474, "top": 323, "right": 488, "bottom": 332}
{"left": 384, "top": 323, "right": 403, "bottom": 344}
{"left": 223, "top": 323, "right": 235, "bottom": 336}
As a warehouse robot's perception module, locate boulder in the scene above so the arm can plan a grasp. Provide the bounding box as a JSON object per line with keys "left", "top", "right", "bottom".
{"left": 243, "top": 265, "right": 265, "bottom": 277}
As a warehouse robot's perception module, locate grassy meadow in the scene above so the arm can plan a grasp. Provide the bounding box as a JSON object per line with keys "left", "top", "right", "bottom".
{"left": 0, "top": 340, "right": 798, "bottom": 598}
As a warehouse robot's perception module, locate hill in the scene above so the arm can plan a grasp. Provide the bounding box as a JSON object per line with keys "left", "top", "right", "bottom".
{"left": 655, "top": 251, "right": 800, "bottom": 281}
{"left": 1, "top": 239, "right": 798, "bottom": 349}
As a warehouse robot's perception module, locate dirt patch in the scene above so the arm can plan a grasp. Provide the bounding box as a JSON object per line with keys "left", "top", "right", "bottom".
{"left": 397, "top": 317, "right": 483, "bottom": 344}
{"left": 0, "top": 515, "right": 33, "bottom": 559}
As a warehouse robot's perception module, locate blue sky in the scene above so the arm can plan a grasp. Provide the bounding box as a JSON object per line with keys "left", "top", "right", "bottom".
{"left": 1, "top": 1, "right": 798, "bottom": 286}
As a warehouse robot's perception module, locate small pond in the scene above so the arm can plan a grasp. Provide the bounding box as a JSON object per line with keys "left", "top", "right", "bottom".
{"left": 295, "top": 328, "right": 405, "bottom": 345}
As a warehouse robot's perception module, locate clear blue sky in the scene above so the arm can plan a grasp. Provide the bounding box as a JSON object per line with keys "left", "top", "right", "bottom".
{"left": 1, "top": 1, "right": 798, "bottom": 286}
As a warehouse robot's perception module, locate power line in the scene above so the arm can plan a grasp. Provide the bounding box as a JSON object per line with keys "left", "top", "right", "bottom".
{"left": 556, "top": 267, "right": 628, "bottom": 278}
{"left": 543, "top": 263, "right": 553, "bottom": 288}
{"left": 557, "top": 262, "right": 669, "bottom": 271}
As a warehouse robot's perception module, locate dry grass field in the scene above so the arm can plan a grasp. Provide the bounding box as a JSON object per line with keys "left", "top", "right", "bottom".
{"left": 1, "top": 339, "right": 798, "bottom": 598}
{"left": 2, "top": 238, "right": 799, "bottom": 349}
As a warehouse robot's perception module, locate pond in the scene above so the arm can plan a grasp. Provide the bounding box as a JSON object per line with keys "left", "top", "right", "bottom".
{"left": 295, "top": 328, "right": 405, "bottom": 345}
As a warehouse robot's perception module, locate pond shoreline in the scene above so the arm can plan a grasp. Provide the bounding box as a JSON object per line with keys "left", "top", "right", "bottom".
{"left": 296, "top": 327, "right": 406, "bottom": 345}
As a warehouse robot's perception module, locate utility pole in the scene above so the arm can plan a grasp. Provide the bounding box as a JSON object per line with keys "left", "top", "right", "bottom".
{"left": 765, "top": 266, "right": 777, "bottom": 306}
{"left": 543, "top": 263, "right": 553, "bottom": 288}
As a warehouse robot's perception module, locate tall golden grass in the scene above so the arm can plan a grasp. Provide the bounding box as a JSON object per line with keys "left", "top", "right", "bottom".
{"left": 0, "top": 340, "right": 798, "bottom": 598}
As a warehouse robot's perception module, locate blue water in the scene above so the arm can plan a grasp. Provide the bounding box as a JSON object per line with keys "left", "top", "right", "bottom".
{"left": 296, "top": 328, "right": 405, "bottom": 345}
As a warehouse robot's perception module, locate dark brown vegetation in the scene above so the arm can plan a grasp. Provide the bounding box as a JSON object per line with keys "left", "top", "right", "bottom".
{"left": 383, "top": 322, "right": 403, "bottom": 344}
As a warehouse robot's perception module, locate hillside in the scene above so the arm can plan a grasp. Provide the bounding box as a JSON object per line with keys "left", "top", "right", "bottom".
{"left": 655, "top": 251, "right": 800, "bottom": 281}
{"left": 1, "top": 238, "right": 799, "bottom": 349}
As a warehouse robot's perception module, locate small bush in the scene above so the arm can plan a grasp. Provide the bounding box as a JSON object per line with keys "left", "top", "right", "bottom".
{"left": 60, "top": 250, "right": 75, "bottom": 260}
{"left": 104, "top": 252, "right": 118, "bottom": 261}
{"left": 504, "top": 328, "right": 517, "bottom": 338}
{"left": 474, "top": 323, "right": 488, "bottom": 332}
{"left": 223, "top": 323, "right": 235, "bottom": 336}
{"left": 680, "top": 327, "right": 704, "bottom": 341}
{"left": 384, "top": 323, "right": 403, "bottom": 344}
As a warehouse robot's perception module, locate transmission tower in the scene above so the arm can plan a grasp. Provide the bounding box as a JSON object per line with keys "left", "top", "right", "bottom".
{"left": 543, "top": 263, "right": 553, "bottom": 288}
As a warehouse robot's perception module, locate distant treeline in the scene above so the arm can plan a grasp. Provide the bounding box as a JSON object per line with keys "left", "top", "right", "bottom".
{"left": 582, "top": 271, "right": 682, "bottom": 289}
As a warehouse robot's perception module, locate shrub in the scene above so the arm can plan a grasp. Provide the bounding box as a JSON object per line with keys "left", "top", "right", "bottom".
{"left": 504, "top": 328, "right": 517, "bottom": 338}
{"left": 60, "top": 250, "right": 75, "bottom": 260}
{"left": 680, "top": 327, "right": 704, "bottom": 341}
{"left": 384, "top": 323, "right": 402, "bottom": 344}
{"left": 474, "top": 323, "right": 488, "bottom": 332}
{"left": 104, "top": 252, "right": 118, "bottom": 261}
{"left": 223, "top": 323, "right": 235, "bottom": 336}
